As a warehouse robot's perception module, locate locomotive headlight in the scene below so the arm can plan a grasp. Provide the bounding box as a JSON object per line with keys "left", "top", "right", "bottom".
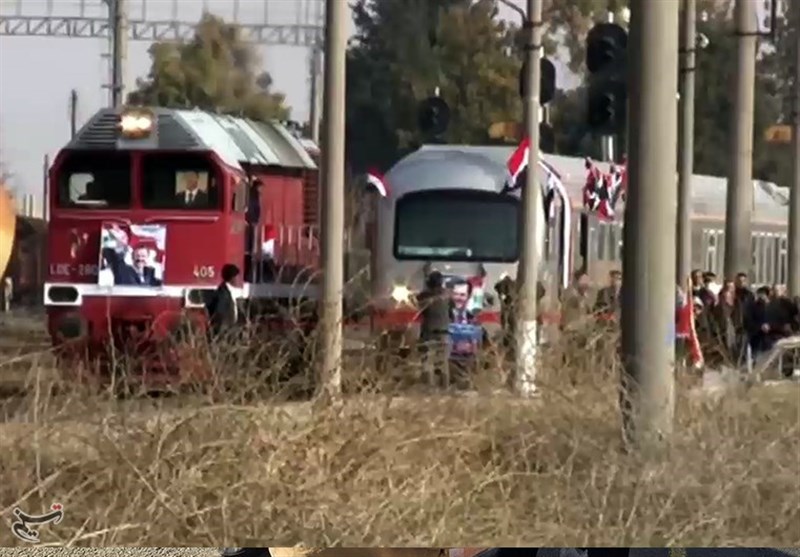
{"left": 119, "top": 110, "right": 154, "bottom": 138}
{"left": 390, "top": 284, "right": 412, "bottom": 304}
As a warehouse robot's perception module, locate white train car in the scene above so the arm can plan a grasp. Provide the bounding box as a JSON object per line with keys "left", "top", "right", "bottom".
{"left": 366, "top": 144, "right": 791, "bottom": 342}
{"left": 369, "top": 145, "right": 557, "bottom": 341}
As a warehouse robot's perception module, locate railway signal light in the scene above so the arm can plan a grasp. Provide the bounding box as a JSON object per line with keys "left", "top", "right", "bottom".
{"left": 585, "top": 23, "right": 628, "bottom": 134}
{"left": 519, "top": 57, "right": 557, "bottom": 106}
{"left": 586, "top": 23, "right": 628, "bottom": 74}
{"left": 587, "top": 77, "right": 627, "bottom": 134}
{"left": 417, "top": 96, "right": 451, "bottom": 137}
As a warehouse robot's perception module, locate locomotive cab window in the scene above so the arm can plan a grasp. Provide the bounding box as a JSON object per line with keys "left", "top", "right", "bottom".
{"left": 393, "top": 190, "right": 520, "bottom": 262}
{"left": 57, "top": 151, "right": 132, "bottom": 209}
{"left": 141, "top": 153, "right": 220, "bottom": 210}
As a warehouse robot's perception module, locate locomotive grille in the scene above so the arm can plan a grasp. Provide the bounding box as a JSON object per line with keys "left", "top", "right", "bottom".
{"left": 157, "top": 113, "right": 200, "bottom": 149}
{"left": 73, "top": 112, "right": 120, "bottom": 149}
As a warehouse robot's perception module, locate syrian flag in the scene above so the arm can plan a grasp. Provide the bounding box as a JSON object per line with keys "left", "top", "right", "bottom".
{"left": 502, "top": 138, "right": 573, "bottom": 289}
{"left": 583, "top": 158, "right": 626, "bottom": 221}
{"left": 365, "top": 168, "right": 390, "bottom": 198}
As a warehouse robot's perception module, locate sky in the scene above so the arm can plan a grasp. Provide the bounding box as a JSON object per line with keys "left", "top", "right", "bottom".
{"left": 0, "top": 0, "right": 576, "bottom": 207}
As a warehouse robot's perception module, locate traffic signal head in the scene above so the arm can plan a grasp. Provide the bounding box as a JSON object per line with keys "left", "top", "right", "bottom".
{"left": 586, "top": 23, "right": 628, "bottom": 74}
{"left": 519, "top": 57, "right": 557, "bottom": 106}
{"left": 587, "top": 77, "right": 627, "bottom": 134}
{"left": 417, "top": 96, "right": 451, "bottom": 136}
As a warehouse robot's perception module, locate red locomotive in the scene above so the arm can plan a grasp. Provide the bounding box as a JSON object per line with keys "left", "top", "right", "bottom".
{"left": 43, "top": 106, "right": 320, "bottom": 386}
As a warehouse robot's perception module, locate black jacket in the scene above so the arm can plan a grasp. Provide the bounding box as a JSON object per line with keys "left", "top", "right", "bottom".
{"left": 417, "top": 286, "right": 452, "bottom": 337}
{"left": 206, "top": 283, "right": 239, "bottom": 335}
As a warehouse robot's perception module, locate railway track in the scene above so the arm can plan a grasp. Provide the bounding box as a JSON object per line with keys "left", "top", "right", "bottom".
{"left": 0, "top": 313, "right": 408, "bottom": 426}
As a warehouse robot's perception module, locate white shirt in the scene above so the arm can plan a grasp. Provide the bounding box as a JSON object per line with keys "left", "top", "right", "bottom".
{"left": 185, "top": 190, "right": 196, "bottom": 204}
{"left": 225, "top": 282, "right": 238, "bottom": 322}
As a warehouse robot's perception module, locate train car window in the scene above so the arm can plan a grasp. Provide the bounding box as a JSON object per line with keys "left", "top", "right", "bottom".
{"left": 141, "top": 153, "right": 220, "bottom": 210}
{"left": 597, "top": 223, "right": 607, "bottom": 261}
{"left": 703, "top": 229, "right": 718, "bottom": 274}
{"left": 778, "top": 235, "right": 788, "bottom": 284}
{"left": 716, "top": 230, "right": 725, "bottom": 272}
{"left": 56, "top": 151, "right": 132, "bottom": 209}
{"left": 764, "top": 235, "right": 776, "bottom": 285}
{"left": 233, "top": 177, "right": 247, "bottom": 213}
{"left": 751, "top": 235, "right": 761, "bottom": 284}
{"left": 610, "top": 223, "right": 623, "bottom": 261}
{"left": 393, "top": 190, "right": 519, "bottom": 262}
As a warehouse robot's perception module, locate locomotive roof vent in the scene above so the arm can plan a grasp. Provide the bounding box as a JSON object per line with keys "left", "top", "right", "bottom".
{"left": 157, "top": 112, "right": 200, "bottom": 149}
{"left": 73, "top": 111, "right": 120, "bottom": 149}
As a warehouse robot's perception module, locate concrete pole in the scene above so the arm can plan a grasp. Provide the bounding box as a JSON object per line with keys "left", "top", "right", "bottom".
{"left": 309, "top": 45, "right": 322, "bottom": 144}
{"left": 514, "top": 0, "right": 543, "bottom": 398}
{"left": 676, "top": 0, "right": 696, "bottom": 283}
{"left": 723, "top": 0, "right": 757, "bottom": 281}
{"left": 110, "top": 0, "right": 127, "bottom": 108}
{"left": 316, "top": 0, "right": 346, "bottom": 403}
{"left": 621, "top": 0, "right": 679, "bottom": 448}
{"left": 789, "top": 4, "right": 800, "bottom": 298}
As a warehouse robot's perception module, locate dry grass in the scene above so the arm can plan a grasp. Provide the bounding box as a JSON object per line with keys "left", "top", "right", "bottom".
{"left": 0, "top": 320, "right": 798, "bottom": 548}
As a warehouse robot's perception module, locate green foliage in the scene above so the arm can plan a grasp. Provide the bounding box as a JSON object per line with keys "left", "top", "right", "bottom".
{"left": 346, "top": 0, "right": 521, "bottom": 172}
{"left": 128, "top": 13, "right": 290, "bottom": 121}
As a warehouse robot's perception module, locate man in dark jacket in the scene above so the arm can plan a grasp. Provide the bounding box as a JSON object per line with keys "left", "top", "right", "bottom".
{"left": 206, "top": 264, "right": 242, "bottom": 339}
{"left": 416, "top": 270, "right": 452, "bottom": 387}
{"left": 745, "top": 286, "right": 773, "bottom": 357}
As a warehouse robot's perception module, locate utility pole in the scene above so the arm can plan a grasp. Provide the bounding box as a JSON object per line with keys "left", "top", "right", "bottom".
{"left": 316, "top": 0, "right": 346, "bottom": 404}
{"left": 621, "top": 0, "right": 679, "bottom": 448}
{"left": 69, "top": 89, "right": 78, "bottom": 139}
{"left": 309, "top": 45, "right": 322, "bottom": 144}
{"left": 724, "top": 0, "right": 757, "bottom": 280}
{"left": 513, "top": 0, "right": 543, "bottom": 398}
{"left": 676, "top": 0, "right": 696, "bottom": 283}
{"left": 790, "top": 3, "right": 800, "bottom": 298}
{"left": 110, "top": 0, "right": 127, "bottom": 108}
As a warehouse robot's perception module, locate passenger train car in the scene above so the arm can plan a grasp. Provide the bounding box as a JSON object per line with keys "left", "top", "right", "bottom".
{"left": 369, "top": 144, "right": 790, "bottom": 340}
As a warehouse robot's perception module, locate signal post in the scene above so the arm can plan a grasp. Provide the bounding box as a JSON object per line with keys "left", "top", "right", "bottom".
{"left": 621, "top": 0, "right": 679, "bottom": 447}
{"left": 790, "top": 2, "right": 800, "bottom": 298}
{"left": 677, "top": 0, "right": 696, "bottom": 284}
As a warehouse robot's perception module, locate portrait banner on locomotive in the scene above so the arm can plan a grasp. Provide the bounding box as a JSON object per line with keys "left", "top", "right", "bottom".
{"left": 98, "top": 222, "right": 166, "bottom": 287}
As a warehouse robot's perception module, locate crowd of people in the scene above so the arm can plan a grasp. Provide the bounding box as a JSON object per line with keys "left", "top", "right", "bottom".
{"left": 558, "top": 267, "right": 800, "bottom": 374}
{"left": 689, "top": 270, "right": 800, "bottom": 371}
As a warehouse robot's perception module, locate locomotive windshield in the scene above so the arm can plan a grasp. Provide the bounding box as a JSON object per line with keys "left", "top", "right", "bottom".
{"left": 393, "top": 190, "right": 519, "bottom": 262}
{"left": 141, "top": 153, "right": 221, "bottom": 210}
{"left": 57, "top": 151, "right": 132, "bottom": 209}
